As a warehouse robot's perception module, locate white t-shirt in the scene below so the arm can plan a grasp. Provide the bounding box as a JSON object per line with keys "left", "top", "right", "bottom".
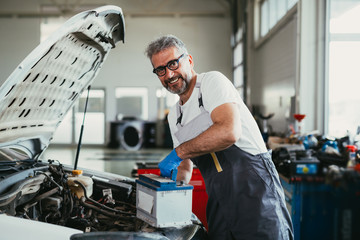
{"left": 168, "top": 71, "right": 267, "bottom": 156}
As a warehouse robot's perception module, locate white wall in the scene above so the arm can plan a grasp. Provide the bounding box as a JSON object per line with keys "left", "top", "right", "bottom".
{"left": 0, "top": 0, "right": 40, "bottom": 85}
{"left": 0, "top": 18, "right": 40, "bottom": 86}
{"left": 95, "top": 16, "right": 232, "bottom": 122}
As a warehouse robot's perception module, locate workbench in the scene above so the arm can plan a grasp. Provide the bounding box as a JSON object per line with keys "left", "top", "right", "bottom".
{"left": 280, "top": 174, "right": 360, "bottom": 240}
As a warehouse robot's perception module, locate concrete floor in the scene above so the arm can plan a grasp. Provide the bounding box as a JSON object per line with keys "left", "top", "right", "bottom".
{"left": 41, "top": 146, "right": 170, "bottom": 178}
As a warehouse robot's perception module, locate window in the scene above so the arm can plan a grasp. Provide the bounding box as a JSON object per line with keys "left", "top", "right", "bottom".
{"left": 52, "top": 109, "right": 73, "bottom": 144}
{"left": 232, "top": 0, "right": 247, "bottom": 101}
{"left": 115, "top": 87, "right": 148, "bottom": 120}
{"left": 327, "top": 0, "right": 360, "bottom": 137}
{"left": 255, "top": 0, "right": 298, "bottom": 42}
{"left": 277, "top": 1, "right": 287, "bottom": 21}
{"left": 155, "top": 88, "right": 179, "bottom": 120}
{"left": 233, "top": 29, "right": 245, "bottom": 100}
{"left": 52, "top": 89, "right": 106, "bottom": 145}
{"left": 75, "top": 89, "right": 106, "bottom": 144}
{"left": 260, "top": 0, "right": 270, "bottom": 37}
{"left": 269, "top": 0, "right": 277, "bottom": 29}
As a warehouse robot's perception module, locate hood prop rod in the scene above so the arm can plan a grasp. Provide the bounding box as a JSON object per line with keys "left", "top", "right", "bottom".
{"left": 74, "top": 85, "right": 91, "bottom": 170}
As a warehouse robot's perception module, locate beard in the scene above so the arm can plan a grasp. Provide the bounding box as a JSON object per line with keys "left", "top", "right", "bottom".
{"left": 165, "top": 72, "right": 192, "bottom": 95}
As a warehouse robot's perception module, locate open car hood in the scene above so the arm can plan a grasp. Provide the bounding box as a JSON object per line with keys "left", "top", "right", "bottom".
{"left": 0, "top": 5, "right": 125, "bottom": 160}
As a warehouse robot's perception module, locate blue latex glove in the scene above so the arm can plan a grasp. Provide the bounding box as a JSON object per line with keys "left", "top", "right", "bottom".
{"left": 158, "top": 149, "right": 183, "bottom": 179}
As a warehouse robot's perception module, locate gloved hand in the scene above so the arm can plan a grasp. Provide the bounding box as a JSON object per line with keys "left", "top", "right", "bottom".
{"left": 158, "top": 149, "right": 183, "bottom": 179}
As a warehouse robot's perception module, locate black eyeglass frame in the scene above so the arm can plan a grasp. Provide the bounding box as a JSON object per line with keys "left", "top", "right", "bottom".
{"left": 152, "top": 53, "right": 185, "bottom": 77}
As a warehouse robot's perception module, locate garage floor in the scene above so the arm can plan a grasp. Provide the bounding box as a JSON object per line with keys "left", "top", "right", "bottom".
{"left": 42, "top": 146, "right": 170, "bottom": 178}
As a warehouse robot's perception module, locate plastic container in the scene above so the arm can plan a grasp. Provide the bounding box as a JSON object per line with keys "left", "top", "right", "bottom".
{"left": 67, "top": 169, "right": 93, "bottom": 199}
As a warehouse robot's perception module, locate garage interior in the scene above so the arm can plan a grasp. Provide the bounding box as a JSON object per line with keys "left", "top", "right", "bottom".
{"left": 0, "top": 0, "right": 359, "bottom": 239}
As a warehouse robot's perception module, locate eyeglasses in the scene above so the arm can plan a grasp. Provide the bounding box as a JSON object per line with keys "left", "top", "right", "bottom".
{"left": 153, "top": 53, "right": 185, "bottom": 77}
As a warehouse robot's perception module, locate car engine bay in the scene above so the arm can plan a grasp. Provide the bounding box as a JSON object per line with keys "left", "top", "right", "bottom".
{"left": 0, "top": 159, "right": 203, "bottom": 239}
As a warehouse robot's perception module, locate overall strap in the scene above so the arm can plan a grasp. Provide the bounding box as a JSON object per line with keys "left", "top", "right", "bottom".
{"left": 176, "top": 80, "right": 205, "bottom": 126}
{"left": 176, "top": 102, "right": 183, "bottom": 126}
{"left": 195, "top": 81, "right": 205, "bottom": 111}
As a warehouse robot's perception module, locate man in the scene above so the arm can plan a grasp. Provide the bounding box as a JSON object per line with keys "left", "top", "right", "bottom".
{"left": 145, "top": 35, "right": 293, "bottom": 240}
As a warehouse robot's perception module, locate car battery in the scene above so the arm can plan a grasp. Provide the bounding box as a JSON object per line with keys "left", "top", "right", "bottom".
{"left": 290, "top": 157, "right": 320, "bottom": 176}
{"left": 134, "top": 163, "right": 209, "bottom": 230}
{"left": 136, "top": 173, "right": 194, "bottom": 228}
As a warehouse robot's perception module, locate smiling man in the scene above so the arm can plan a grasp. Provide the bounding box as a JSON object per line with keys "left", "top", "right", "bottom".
{"left": 145, "top": 35, "right": 293, "bottom": 240}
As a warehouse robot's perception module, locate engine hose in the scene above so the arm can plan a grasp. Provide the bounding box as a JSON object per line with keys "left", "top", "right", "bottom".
{"left": 23, "top": 187, "right": 59, "bottom": 211}
{"left": 0, "top": 174, "right": 46, "bottom": 206}
{"left": 79, "top": 197, "right": 135, "bottom": 221}
{"left": 38, "top": 172, "right": 63, "bottom": 191}
{"left": 74, "top": 180, "right": 134, "bottom": 216}
{"left": 115, "top": 200, "right": 136, "bottom": 210}
{"left": 61, "top": 189, "right": 73, "bottom": 221}
{"left": 68, "top": 190, "right": 74, "bottom": 214}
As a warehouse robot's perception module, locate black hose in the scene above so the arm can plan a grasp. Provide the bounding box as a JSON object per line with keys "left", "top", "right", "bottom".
{"left": 115, "top": 200, "right": 136, "bottom": 210}
{"left": 61, "top": 189, "right": 73, "bottom": 222}
{"left": 74, "top": 180, "right": 134, "bottom": 216}
{"left": 23, "top": 187, "right": 59, "bottom": 211}
{"left": 38, "top": 172, "right": 63, "bottom": 191}
{"left": 0, "top": 166, "right": 17, "bottom": 172}
{"left": 68, "top": 190, "right": 74, "bottom": 214}
{"left": 79, "top": 197, "right": 135, "bottom": 221}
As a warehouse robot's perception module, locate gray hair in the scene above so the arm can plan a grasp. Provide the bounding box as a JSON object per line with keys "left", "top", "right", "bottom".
{"left": 145, "top": 34, "right": 188, "bottom": 59}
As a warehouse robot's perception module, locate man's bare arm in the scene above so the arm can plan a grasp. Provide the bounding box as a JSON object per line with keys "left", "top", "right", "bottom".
{"left": 175, "top": 102, "right": 241, "bottom": 160}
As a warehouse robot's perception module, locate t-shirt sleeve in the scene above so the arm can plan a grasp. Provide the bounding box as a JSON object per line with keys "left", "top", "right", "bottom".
{"left": 201, "top": 71, "right": 240, "bottom": 114}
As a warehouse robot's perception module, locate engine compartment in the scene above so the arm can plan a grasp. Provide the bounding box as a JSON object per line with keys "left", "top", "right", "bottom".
{"left": 1, "top": 160, "right": 142, "bottom": 232}
{"left": 0, "top": 160, "right": 204, "bottom": 239}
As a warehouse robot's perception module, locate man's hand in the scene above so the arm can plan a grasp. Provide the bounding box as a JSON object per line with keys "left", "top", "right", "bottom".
{"left": 158, "top": 149, "right": 183, "bottom": 178}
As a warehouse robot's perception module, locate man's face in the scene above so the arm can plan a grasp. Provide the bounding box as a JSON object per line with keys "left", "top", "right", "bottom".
{"left": 151, "top": 47, "right": 194, "bottom": 95}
